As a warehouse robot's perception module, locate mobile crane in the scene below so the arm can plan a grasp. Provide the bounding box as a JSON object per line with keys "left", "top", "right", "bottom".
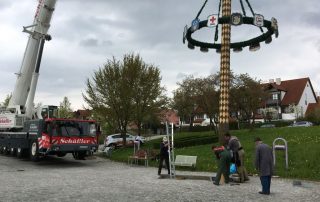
{"left": 0, "top": 0, "right": 99, "bottom": 161}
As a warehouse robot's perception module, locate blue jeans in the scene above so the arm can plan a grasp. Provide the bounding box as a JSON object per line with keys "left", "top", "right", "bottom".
{"left": 260, "top": 176, "right": 271, "bottom": 194}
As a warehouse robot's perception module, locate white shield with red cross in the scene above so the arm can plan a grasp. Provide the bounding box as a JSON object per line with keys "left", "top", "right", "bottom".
{"left": 207, "top": 14, "right": 219, "bottom": 27}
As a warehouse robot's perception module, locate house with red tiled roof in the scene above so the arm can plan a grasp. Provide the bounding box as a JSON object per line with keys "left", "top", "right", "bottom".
{"left": 73, "top": 109, "right": 92, "bottom": 120}
{"left": 261, "top": 77, "right": 318, "bottom": 120}
{"left": 158, "top": 109, "right": 180, "bottom": 126}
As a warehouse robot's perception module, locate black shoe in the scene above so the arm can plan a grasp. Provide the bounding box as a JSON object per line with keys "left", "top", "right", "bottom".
{"left": 213, "top": 182, "right": 219, "bottom": 186}
{"left": 158, "top": 173, "right": 161, "bottom": 176}
{"left": 258, "top": 191, "right": 270, "bottom": 195}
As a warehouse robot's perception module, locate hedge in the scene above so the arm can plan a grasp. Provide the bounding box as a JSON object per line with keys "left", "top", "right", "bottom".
{"left": 152, "top": 135, "right": 218, "bottom": 149}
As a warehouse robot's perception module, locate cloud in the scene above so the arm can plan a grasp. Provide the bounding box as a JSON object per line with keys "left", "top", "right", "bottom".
{"left": 80, "top": 38, "right": 98, "bottom": 47}
{"left": 0, "top": 2, "right": 13, "bottom": 10}
{"left": 303, "top": 12, "right": 320, "bottom": 29}
{"left": 317, "top": 40, "right": 320, "bottom": 52}
{"left": 1, "top": 0, "right": 320, "bottom": 109}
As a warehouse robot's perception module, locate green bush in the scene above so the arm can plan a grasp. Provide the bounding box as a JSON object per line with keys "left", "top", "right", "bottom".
{"left": 176, "top": 125, "right": 215, "bottom": 133}
{"left": 272, "top": 120, "right": 293, "bottom": 127}
{"left": 190, "top": 125, "right": 212, "bottom": 132}
{"left": 152, "top": 134, "right": 218, "bottom": 149}
{"left": 229, "top": 121, "right": 239, "bottom": 130}
{"left": 174, "top": 136, "right": 218, "bottom": 148}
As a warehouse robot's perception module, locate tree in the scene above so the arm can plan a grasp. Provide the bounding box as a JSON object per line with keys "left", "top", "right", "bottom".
{"left": 128, "top": 55, "right": 166, "bottom": 136}
{"left": 59, "top": 96, "right": 73, "bottom": 118}
{"left": 172, "top": 76, "right": 199, "bottom": 131}
{"left": 287, "top": 104, "right": 303, "bottom": 120}
{"left": 83, "top": 53, "right": 165, "bottom": 144}
{"left": 306, "top": 107, "right": 320, "bottom": 124}
{"left": 230, "top": 73, "right": 268, "bottom": 128}
{"left": 193, "top": 75, "right": 220, "bottom": 132}
{"left": 172, "top": 74, "right": 220, "bottom": 132}
{"left": 1, "top": 94, "right": 12, "bottom": 107}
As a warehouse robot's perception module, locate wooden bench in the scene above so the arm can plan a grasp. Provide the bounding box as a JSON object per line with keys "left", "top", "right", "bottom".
{"left": 174, "top": 155, "right": 197, "bottom": 168}
{"left": 128, "top": 149, "right": 148, "bottom": 167}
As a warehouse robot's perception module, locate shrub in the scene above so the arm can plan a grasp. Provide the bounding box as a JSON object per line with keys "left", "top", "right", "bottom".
{"left": 152, "top": 134, "right": 218, "bottom": 149}
{"left": 190, "top": 125, "right": 212, "bottom": 132}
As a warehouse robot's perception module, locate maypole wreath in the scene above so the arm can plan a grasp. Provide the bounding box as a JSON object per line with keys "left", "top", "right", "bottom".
{"left": 183, "top": 0, "right": 279, "bottom": 53}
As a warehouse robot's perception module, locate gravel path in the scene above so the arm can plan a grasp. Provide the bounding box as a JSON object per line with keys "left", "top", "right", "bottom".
{"left": 0, "top": 154, "right": 319, "bottom": 202}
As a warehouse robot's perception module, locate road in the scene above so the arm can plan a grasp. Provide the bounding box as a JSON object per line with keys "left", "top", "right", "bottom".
{"left": 0, "top": 154, "right": 319, "bottom": 202}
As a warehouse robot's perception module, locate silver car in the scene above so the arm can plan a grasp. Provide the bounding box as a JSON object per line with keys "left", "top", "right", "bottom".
{"left": 104, "top": 133, "right": 145, "bottom": 148}
{"left": 290, "top": 121, "right": 313, "bottom": 127}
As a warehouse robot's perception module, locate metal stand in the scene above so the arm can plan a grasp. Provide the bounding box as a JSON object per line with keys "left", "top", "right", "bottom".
{"left": 166, "top": 122, "right": 176, "bottom": 179}
{"left": 273, "top": 138, "right": 288, "bottom": 169}
{"left": 133, "top": 140, "right": 140, "bottom": 154}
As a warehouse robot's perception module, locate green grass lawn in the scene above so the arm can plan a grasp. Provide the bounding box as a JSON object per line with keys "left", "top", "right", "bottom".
{"left": 101, "top": 126, "right": 320, "bottom": 181}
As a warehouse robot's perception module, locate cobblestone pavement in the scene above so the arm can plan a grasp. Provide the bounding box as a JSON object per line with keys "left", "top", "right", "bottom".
{"left": 0, "top": 154, "right": 319, "bottom": 202}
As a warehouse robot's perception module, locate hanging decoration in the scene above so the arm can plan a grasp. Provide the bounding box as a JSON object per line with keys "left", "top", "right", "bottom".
{"left": 183, "top": 0, "right": 279, "bottom": 52}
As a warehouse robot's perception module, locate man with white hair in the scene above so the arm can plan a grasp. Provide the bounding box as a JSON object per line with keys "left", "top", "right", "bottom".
{"left": 158, "top": 136, "right": 170, "bottom": 175}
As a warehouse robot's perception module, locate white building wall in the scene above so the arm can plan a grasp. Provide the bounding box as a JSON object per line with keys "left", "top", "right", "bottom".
{"left": 280, "top": 91, "right": 286, "bottom": 100}
{"left": 297, "top": 81, "right": 317, "bottom": 116}
{"left": 282, "top": 113, "right": 296, "bottom": 120}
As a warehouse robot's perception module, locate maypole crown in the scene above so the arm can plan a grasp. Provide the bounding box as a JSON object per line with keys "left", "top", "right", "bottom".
{"left": 183, "top": 0, "right": 279, "bottom": 53}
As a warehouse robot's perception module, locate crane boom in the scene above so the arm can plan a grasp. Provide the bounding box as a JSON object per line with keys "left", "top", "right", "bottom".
{"left": 8, "top": 0, "right": 57, "bottom": 109}
{"left": 0, "top": 0, "right": 57, "bottom": 130}
{"left": 0, "top": 1, "right": 100, "bottom": 162}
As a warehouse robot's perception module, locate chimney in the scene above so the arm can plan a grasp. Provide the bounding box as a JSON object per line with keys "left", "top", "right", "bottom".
{"left": 269, "top": 79, "right": 274, "bottom": 83}
{"left": 275, "top": 78, "right": 281, "bottom": 85}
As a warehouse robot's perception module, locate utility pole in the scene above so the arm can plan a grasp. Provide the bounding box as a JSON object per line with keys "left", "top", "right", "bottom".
{"left": 218, "top": 0, "right": 231, "bottom": 144}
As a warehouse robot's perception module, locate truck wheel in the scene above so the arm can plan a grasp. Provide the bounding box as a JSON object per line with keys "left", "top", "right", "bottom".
{"left": 10, "top": 148, "right": 17, "bottom": 156}
{"left": 73, "top": 151, "right": 86, "bottom": 160}
{"left": 3, "top": 147, "right": 10, "bottom": 155}
{"left": 17, "top": 147, "right": 25, "bottom": 158}
{"left": 30, "top": 141, "right": 39, "bottom": 162}
{"left": 57, "top": 152, "right": 67, "bottom": 157}
{"left": 78, "top": 151, "right": 86, "bottom": 160}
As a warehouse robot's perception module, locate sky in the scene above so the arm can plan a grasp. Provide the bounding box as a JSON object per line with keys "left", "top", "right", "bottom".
{"left": 0, "top": 0, "right": 320, "bottom": 110}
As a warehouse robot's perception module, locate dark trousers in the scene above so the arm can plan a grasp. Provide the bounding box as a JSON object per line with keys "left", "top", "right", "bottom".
{"left": 260, "top": 176, "right": 271, "bottom": 194}
{"left": 215, "top": 162, "right": 230, "bottom": 184}
{"left": 158, "top": 155, "right": 170, "bottom": 174}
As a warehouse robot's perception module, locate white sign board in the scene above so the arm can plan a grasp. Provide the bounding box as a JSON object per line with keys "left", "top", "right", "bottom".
{"left": 207, "top": 15, "right": 218, "bottom": 27}
{"left": 254, "top": 14, "right": 264, "bottom": 27}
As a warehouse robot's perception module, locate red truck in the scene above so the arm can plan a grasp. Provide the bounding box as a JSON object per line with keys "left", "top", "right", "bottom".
{"left": 0, "top": 0, "right": 99, "bottom": 161}
{"left": 0, "top": 116, "right": 99, "bottom": 161}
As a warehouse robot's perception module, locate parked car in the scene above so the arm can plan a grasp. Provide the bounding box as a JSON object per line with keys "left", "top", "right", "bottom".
{"left": 260, "top": 124, "right": 276, "bottom": 128}
{"left": 288, "top": 121, "right": 313, "bottom": 127}
{"left": 104, "top": 133, "right": 145, "bottom": 149}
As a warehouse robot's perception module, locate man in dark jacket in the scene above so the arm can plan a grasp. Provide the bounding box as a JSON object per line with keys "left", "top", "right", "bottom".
{"left": 158, "top": 137, "right": 170, "bottom": 175}
{"left": 254, "top": 137, "right": 274, "bottom": 195}
{"left": 212, "top": 146, "right": 231, "bottom": 185}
